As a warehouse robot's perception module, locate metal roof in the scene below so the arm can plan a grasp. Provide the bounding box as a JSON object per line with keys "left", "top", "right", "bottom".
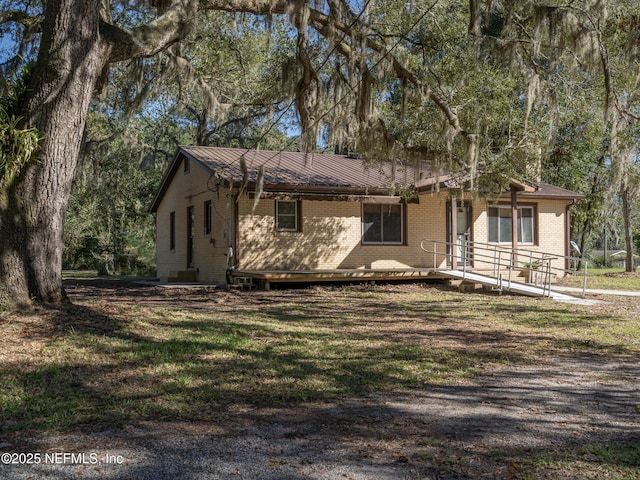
{"left": 517, "top": 183, "right": 585, "bottom": 200}
{"left": 179, "top": 146, "right": 431, "bottom": 190}
{"left": 149, "top": 146, "right": 584, "bottom": 212}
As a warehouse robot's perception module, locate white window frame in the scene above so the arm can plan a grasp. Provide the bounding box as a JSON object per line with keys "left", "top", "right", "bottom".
{"left": 275, "top": 200, "right": 299, "bottom": 232}
{"left": 488, "top": 205, "right": 535, "bottom": 245}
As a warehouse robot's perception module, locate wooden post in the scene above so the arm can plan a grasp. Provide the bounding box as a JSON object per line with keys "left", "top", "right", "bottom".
{"left": 511, "top": 188, "right": 518, "bottom": 267}
{"left": 451, "top": 195, "right": 458, "bottom": 270}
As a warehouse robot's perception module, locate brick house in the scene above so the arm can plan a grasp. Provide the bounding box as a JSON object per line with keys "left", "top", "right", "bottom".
{"left": 149, "top": 146, "right": 583, "bottom": 287}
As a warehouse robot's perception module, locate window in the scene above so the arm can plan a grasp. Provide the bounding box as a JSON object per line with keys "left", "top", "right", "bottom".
{"left": 362, "top": 203, "right": 403, "bottom": 244}
{"left": 169, "top": 211, "right": 176, "bottom": 250}
{"left": 204, "top": 200, "right": 212, "bottom": 235}
{"left": 187, "top": 206, "right": 195, "bottom": 267}
{"left": 275, "top": 200, "right": 300, "bottom": 231}
{"left": 488, "top": 206, "right": 535, "bottom": 244}
{"left": 183, "top": 157, "right": 190, "bottom": 173}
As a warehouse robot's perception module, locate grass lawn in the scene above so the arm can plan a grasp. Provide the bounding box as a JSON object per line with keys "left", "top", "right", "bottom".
{"left": 557, "top": 267, "right": 640, "bottom": 291}
{"left": 1, "top": 279, "right": 639, "bottom": 478}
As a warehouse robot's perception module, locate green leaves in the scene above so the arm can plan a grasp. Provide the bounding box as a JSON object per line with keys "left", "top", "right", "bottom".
{"left": 0, "top": 61, "right": 41, "bottom": 187}
{"left": 0, "top": 109, "right": 41, "bottom": 188}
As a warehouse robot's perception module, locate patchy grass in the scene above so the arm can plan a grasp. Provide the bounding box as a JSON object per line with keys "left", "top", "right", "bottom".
{"left": 1, "top": 280, "right": 639, "bottom": 479}
{"left": 62, "top": 270, "right": 100, "bottom": 280}
{"left": 558, "top": 267, "right": 640, "bottom": 291}
{"left": 2, "top": 281, "right": 638, "bottom": 434}
{"left": 415, "top": 440, "right": 640, "bottom": 480}
{"left": 518, "top": 443, "right": 640, "bottom": 480}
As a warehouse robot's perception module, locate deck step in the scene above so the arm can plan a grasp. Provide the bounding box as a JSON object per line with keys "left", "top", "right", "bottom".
{"left": 169, "top": 270, "right": 197, "bottom": 282}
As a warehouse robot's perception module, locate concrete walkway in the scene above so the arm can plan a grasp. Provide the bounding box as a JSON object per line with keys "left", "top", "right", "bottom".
{"left": 552, "top": 286, "right": 640, "bottom": 297}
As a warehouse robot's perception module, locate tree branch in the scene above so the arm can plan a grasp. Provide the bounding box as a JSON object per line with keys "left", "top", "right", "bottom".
{"left": 198, "top": 0, "right": 289, "bottom": 15}
{"left": 0, "top": 9, "right": 37, "bottom": 27}
{"left": 305, "top": 10, "right": 464, "bottom": 135}
{"left": 100, "top": 0, "right": 199, "bottom": 63}
{"left": 198, "top": 0, "right": 465, "bottom": 138}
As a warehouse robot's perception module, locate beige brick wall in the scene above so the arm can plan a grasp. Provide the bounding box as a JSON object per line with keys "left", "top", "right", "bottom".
{"left": 472, "top": 199, "right": 569, "bottom": 274}
{"left": 155, "top": 164, "right": 572, "bottom": 282}
{"left": 237, "top": 193, "right": 451, "bottom": 270}
{"left": 155, "top": 159, "right": 234, "bottom": 283}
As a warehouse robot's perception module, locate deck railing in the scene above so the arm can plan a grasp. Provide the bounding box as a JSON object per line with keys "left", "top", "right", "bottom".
{"left": 419, "top": 239, "right": 589, "bottom": 297}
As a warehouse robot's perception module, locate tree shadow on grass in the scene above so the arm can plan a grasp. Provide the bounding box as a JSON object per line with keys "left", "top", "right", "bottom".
{"left": 2, "top": 281, "right": 639, "bottom": 478}
{"left": 3, "top": 358, "right": 639, "bottom": 479}
{"left": 9, "top": 284, "right": 633, "bottom": 421}
{"left": 1, "top": 297, "right": 538, "bottom": 436}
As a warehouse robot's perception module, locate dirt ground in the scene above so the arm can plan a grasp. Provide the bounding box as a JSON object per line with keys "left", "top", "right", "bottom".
{"left": 2, "top": 280, "right": 639, "bottom": 479}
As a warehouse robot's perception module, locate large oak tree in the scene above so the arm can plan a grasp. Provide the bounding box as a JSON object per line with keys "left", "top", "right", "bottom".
{"left": 0, "top": 0, "right": 198, "bottom": 305}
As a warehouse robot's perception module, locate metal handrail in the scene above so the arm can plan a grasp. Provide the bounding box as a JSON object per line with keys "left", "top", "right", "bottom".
{"left": 420, "top": 238, "right": 589, "bottom": 297}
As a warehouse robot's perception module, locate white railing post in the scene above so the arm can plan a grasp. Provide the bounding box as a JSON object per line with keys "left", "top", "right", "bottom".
{"left": 462, "top": 241, "right": 467, "bottom": 280}
{"left": 433, "top": 241, "right": 437, "bottom": 269}
{"left": 493, "top": 246, "right": 498, "bottom": 277}
{"left": 541, "top": 256, "right": 551, "bottom": 296}
{"left": 418, "top": 238, "right": 588, "bottom": 300}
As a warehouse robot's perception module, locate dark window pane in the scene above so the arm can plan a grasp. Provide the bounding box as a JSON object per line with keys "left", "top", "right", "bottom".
{"left": 278, "top": 215, "right": 296, "bottom": 230}
{"left": 519, "top": 208, "right": 534, "bottom": 243}
{"left": 499, "top": 211, "right": 512, "bottom": 243}
{"left": 170, "top": 211, "right": 176, "bottom": 250}
{"left": 204, "top": 200, "right": 212, "bottom": 234}
{"left": 187, "top": 206, "right": 195, "bottom": 267}
{"left": 363, "top": 204, "right": 402, "bottom": 243}
{"left": 490, "top": 206, "right": 535, "bottom": 244}
{"left": 363, "top": 204, "right": 382, "bottom": 242}
{"left": 276, "top": 201, "right": 297, "bottom": 231}
{"left": 488, "top": 207, "right": 500, "bottom": 243}
{"left": 278, "top": 201, "right": 296, "bottom": 215}
{"left": 488, "top": 208, "right": 498, "bottom": 243}
{"left": 382, "top": 204, "right": 402, "bottom": 242}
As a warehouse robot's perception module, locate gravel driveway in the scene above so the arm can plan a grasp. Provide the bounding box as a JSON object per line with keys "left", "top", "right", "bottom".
{"left": 3, "top": 354, "right": 638, "bottom": 479}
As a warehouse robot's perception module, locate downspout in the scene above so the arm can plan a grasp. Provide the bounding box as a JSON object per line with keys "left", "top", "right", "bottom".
{"left": 565, "top": 201, "right": 573, "bottom": 272}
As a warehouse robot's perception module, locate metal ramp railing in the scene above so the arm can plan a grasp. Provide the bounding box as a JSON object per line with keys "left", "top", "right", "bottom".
{"left": 420, "top": 239, "right": 589, "bottom": 298}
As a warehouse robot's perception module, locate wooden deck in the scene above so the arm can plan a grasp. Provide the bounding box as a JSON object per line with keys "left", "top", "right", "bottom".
{"left": 231, "top": 268, "right": 447, "bottom": 290}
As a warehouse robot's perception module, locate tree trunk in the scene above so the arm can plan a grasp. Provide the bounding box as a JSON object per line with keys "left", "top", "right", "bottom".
{"left": 0, "top": 1, "right": 106, "bottom": 305}
{"left": 576, "top": 179, "right": 598, "bottom": 271}
{"left": 0, "top": 1, "right": 198, "bottom": 306}
{"left": 622, "top": 185, "right": 635, "bottom": 272}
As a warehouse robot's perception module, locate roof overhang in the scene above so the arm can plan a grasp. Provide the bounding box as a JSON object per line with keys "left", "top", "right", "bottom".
{"left": 248, "top": 189, "right": 416, "bottom": 203}
{"left": 150, "top": 147, "right": 584, "bottom": 213}
{"left": 509, "top": 179, "right": 536, "bottom": 192}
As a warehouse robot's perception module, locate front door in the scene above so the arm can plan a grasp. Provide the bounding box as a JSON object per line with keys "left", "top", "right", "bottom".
{"left": 456, "top": 204, "right": 470, "bottom": 265}
{"left": 447, "top": 201, "right": 471, "bottom": 267}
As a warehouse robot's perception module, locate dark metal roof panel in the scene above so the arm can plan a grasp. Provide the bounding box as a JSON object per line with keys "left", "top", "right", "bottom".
{"left": 150, "top": 147, "right": 584, "bottom": 214}
{"left": 180, "top": 146, "right": 421, "bottom": 189}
